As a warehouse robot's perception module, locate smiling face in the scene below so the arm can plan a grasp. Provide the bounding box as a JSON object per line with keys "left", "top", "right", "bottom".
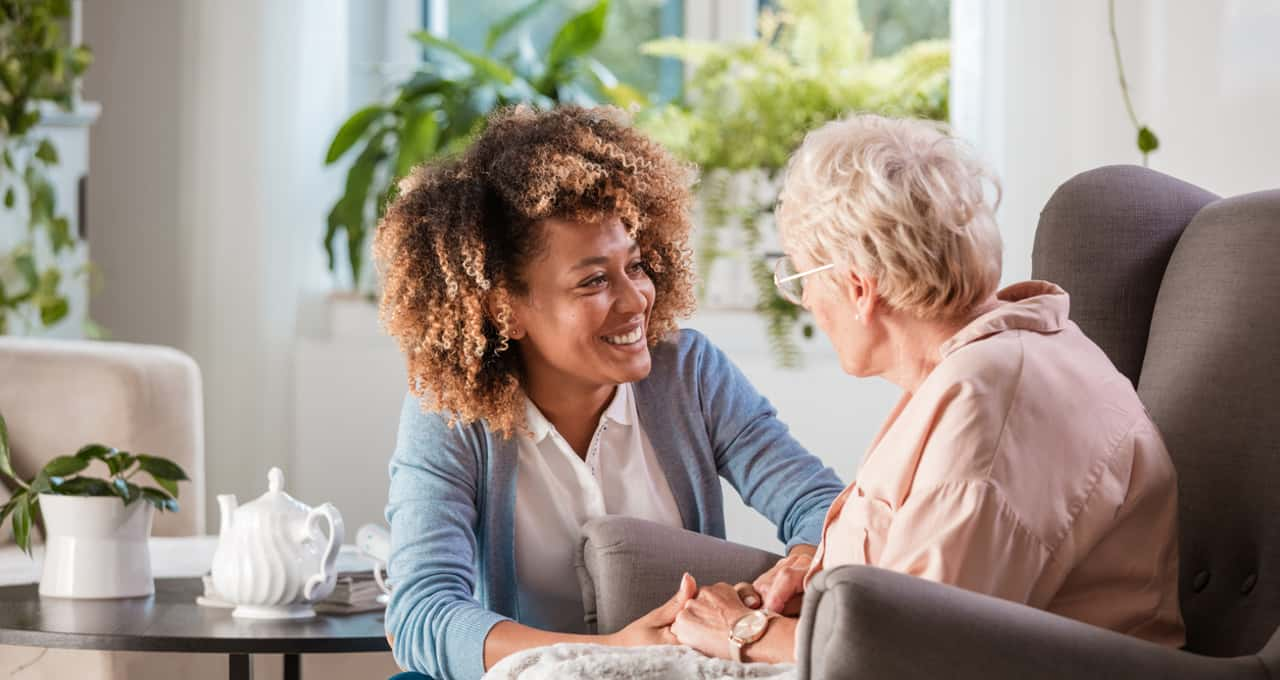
{"left": 510, "top": 215, "right": 656, "bottom": 395}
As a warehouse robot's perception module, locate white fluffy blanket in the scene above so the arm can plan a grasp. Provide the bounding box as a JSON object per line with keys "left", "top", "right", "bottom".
{"left": 483, "top": 643, "right": 796, "bottom": 680}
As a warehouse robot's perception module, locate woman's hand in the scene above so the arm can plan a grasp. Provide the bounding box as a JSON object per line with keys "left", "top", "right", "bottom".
{"left": 748, "top": 544, "right": 815, "bottom": 615}
{"left": 669, "top": 582, "right": 754, "bottom": 659}
{"left": 607, "top": 572, "right": 698, "bottom": 647}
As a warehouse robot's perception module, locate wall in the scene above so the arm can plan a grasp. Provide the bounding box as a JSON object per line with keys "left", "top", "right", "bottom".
{"left": 83, "top": 0, "right": 352, "bottom": 526}
{"left": 953, "top": 0, "right": 1280, "bottom": 285}
{"left": 80, "top": 3, "right": 187, "bottom": 349}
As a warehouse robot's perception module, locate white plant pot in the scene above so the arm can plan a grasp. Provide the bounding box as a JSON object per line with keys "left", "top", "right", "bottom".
{"left": 38, "top": 494, "right": 155, "bottom": 599}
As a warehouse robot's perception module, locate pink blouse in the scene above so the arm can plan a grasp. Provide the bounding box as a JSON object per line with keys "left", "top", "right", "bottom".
{"left": 806, "top": 281, "right": 1185, "bottom": 647}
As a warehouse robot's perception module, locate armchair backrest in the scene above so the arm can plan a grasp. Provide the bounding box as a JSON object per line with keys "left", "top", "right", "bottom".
{"left": 0, "top": 338, "right": 206, "bottom": 543}
{"left": 1032, "top": 165, "right": 1218, "bottom": 386}
{"left": 1033, "top": 166, "right": 1280, "bottom": 656}
{"left": 1137, "top": 188, "right": 1280, "bottom": 656}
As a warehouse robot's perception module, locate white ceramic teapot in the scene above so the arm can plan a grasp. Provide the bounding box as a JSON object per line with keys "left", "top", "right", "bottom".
{"left": 210, "top": 467, "right": 345, "bottom": 619}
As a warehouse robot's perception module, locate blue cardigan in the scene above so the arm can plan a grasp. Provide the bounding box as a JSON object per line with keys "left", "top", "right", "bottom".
{"left": 385, "top": 329, "right": 845, "bottom": 680}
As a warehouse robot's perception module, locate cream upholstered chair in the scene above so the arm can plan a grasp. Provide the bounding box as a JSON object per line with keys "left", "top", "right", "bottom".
{"left": 0, "top": 337, "right": 210, "bottom": 678}
{"left": 0, "top": 337, "right": 207, "bottom": 542}
{"left": 0, "top": 338, "right": 403, "bottom": 680}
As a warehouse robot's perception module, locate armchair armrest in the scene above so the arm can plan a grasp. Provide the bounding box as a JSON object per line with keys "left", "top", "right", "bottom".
{"left": 577, "top": 516, "right": 781, "bottom": 634}
{"left": 798, "top": 565, "right": 1267, "bottom": 680}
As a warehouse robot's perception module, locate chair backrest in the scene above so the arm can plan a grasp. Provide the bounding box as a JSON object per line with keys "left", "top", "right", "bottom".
{"left": 1033, "top": 166, "right": 1280, "bottom": 656}
{"left": 0, "top": 338, "right": 206, "bottom": 542}
{"left": 1033, "top": 165, "right": 1218, "bottom": 385}
{"left": 1138, "top": 189, "right": 1280, "bottom": 656}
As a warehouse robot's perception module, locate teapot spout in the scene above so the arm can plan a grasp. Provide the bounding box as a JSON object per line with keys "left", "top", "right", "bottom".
{"left": 217, "top": 494, "right": 238, "bottom": 539}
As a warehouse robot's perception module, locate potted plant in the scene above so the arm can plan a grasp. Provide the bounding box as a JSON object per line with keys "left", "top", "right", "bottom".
{"left": 638, "top": 0, "right": 950, "bottom": 366}
{"left": 322, "top": 0, "right": 644, "bottom": 297}
{"left": 0, "top": 412, "right": 189, "bottom": 598}
{"left": 0, "top": 0, "right": 98, "bottom": 337}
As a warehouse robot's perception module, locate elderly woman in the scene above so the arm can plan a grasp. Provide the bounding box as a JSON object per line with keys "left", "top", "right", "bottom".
{"left": 669, "top": 114, "right": 1185, "bottom": 663}
{"left": 376, "top": 105, "right": 844, "bottom": 680}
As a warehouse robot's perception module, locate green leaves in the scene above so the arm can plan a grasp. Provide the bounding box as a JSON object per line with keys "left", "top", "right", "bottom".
{"left": 324, "top": 105, "right": 386, "bottom": 164}
{"left": 34, "top": 139, "right": 59, "bottom": 165}
{"left": 485, "top": 0, "right": 553, "bottom": 52}
{"left": 325, "top": 129, "right": 388, "bottom": 285}
{"left": 545, "top": 0, "right": 609, "bottom": 83}
{"left": 52, "top": 477, "right": 112, "bottom": 496}
{"left": 12, "top": 497, "right": 32, "bottom": 556}
{"left": 75, "top": 443, "right": 117, "bottom": 462}
{"left": 48, "top": 215, "right": 73, "bottom": 252}
{"left": 153, "top": 477, "right": 179, "bottom": 498}
{"left": 0, "top": 496, "right": 19, "bottom": 540}
{"left": 323, "top": 0, "right": 619, "bottom": 291}
{"left": 0, "top": 412, "right": 16, "bottom": 484}
{"left": 2, "top": 0, "right": 94, "bottom": 334}
{"left": 636, "top": 0, "right": 954, "bottom": 366}
{"left": 1137, "top": 126, "right": 1159, "bottom": 154}
{"left": 35, "top": 269, "right": 68, "bottom": 325}
{"left": 412, "top": 31, "right": 516, "bottom": 85}
{"left": 1108, "top": 0, "right": 1160, "bottom": 166}
{"left": 0, "top": 424, "right": 190, "bottom": 554}
{"left": 135, "top": 454, "right": 190, "bottom": 484}
{"left": 140, "top": 487, "right": 179, "bottom": 513}
{"left": 2, "top": 158, "right": 77, "bottom": 331}
{"left": 41, "top": 455, "right": 89, "bottom": 477}
{"left": 395, "top": 111, "right": 439, "bottom": 179}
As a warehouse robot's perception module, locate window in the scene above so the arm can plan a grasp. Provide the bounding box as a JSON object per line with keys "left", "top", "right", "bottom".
{"left": 858, "top": 0, "right": 950, "bottom": 56}
{"left": 428, "top": 1, "right": 684, "bottom": 101}
{"left": 758, "top": 0, "right": 950, "bottom": 56}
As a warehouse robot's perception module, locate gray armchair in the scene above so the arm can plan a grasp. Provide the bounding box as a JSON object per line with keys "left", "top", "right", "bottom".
{"left": 577, "top": 166, "right": 1280, "bottom": 678}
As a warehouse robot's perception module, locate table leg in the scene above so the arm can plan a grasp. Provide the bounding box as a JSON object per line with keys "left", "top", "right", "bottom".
{"left": 284, "top": 653, "right": 301, "bottom": 680}
{"left": 229, "top": 653, "right": 252, "bottom": 680}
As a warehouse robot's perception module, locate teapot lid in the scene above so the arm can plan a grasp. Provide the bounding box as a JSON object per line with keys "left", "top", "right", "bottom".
{"left": 238, "top": 467, "right": 309, "bottom": 520}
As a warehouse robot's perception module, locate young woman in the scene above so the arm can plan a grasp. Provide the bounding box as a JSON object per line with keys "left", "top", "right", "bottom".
{"left": 377, "top": 105, "right": 845, "bottom": 680}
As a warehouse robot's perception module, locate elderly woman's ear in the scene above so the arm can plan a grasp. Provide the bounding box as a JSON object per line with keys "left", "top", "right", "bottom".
{"left": 834, "top": 269, "right": 879, "bottom": 323}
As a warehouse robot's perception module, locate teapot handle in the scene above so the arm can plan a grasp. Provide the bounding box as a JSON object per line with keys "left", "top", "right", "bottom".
{"left": 303, "top": 503, "right": 345, "bottom": 602}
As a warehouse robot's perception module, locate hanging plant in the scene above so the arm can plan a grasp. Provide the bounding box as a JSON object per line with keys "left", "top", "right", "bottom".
{"left": 638, "top": 0, "right": 948, "bottom": 366}
{"left": 1107, "top": 0, "right": 1159, "bottom": 166}
{"left": 0, "top": 0, "right": 95, "bottom": 335}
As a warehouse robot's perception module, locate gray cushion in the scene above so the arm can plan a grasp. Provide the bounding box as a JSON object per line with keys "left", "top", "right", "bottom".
{"left": 798, "top": 565, "right": 1270, "bottom": 680}
{"left": 576, "top": 516, "right": 780, "bottom": 634}
{"left": 1137, "top": 189, "right": 1280, "bottom": 657}
{"left": 1033, "top": 165, "right": 1218, "bottom": 386}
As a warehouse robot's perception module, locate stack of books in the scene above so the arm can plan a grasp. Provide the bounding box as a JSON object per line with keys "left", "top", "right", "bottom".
{"left": 313, "top": 567, "right": 388, "bottom": 615}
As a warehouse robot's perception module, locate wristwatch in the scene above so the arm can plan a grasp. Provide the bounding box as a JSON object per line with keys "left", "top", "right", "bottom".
{"left": 728, "top": 609, "right": 777, "bottom": 662}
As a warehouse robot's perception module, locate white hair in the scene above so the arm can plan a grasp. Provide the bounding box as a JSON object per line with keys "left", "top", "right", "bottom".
{"left": 777, "top": 114, "right": 1003, "bottom": 320}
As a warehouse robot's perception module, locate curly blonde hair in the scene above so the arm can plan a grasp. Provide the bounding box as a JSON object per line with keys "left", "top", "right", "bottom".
{"left": 778, "top": 114, "right": 1003, "bottom": 320}
{"left": 375, "top": 105, "right": 697, "bottom": 437}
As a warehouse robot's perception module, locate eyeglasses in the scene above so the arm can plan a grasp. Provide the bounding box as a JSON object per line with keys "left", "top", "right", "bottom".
{"left": 772, "top": 256, "right": 835, "bottom": 305}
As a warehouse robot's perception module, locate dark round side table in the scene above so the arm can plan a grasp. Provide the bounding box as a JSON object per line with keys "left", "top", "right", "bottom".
{"left": 0, "top": 577, "right": 391, "bottom": 680}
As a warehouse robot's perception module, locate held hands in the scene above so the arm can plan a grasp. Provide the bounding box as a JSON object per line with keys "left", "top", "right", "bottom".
{"left": 670, "top": 579, "right": 756, "bottom": 660}
{"left": 613, "top": 548, "right": 816, "bottom": 659}
{"left": 747, "top": 545, "right": 815, "bottom": 615}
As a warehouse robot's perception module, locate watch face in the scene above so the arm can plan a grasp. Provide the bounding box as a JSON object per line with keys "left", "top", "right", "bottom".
{"left": 732, "top": 610, "right": 769, "bottom": 640}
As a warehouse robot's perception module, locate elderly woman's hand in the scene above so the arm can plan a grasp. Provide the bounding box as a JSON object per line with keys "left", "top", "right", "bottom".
{"left": 747, "top": 545, "right": 814, "bottom": 615}
{"left": 670, "top": 582, "right": 755, "bottom": 659}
